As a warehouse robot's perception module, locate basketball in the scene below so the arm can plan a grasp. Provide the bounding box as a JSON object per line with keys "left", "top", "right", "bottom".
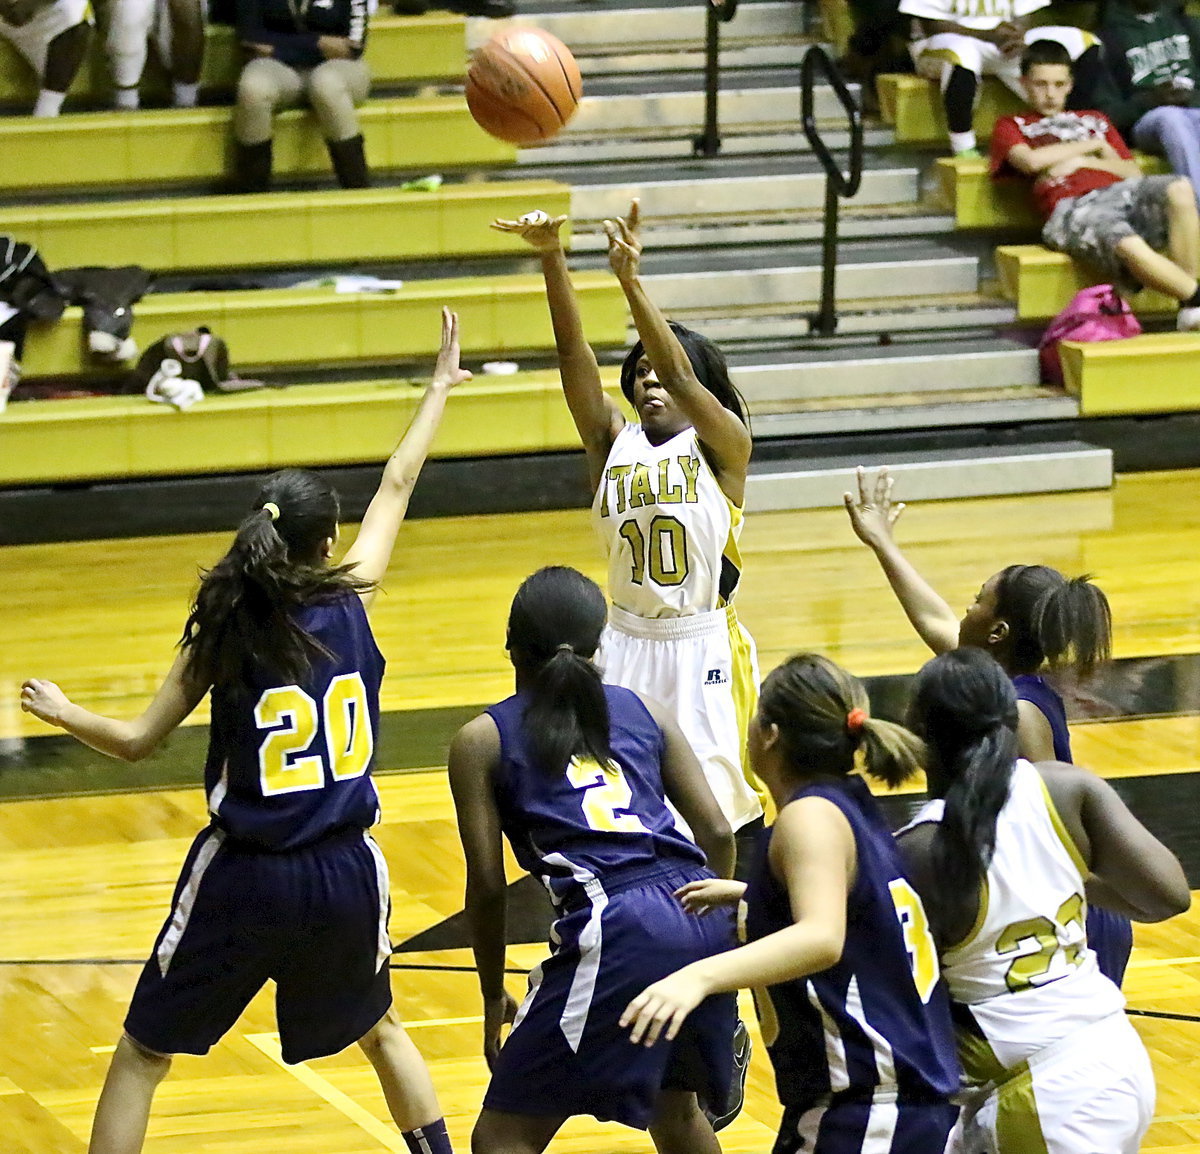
{"left": 466, "top": 27, "right": 582, "bottom": 147}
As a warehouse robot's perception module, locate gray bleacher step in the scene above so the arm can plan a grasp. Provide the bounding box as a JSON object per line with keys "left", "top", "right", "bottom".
{"left": 639, "top": 242, "right": 980, "bottom": 310}
{"left": 471, "top": 2, "right": 805, "bottom": 54}
{"left": 559, "top": 81, "right": 856, "bottom": 139}
{"left": 569, "top": 167, "right": 920, "bottom": 222}
{"left": 574, "top": 44, "right": 809, "bottom": 75}
{"left": 730, "top": 339, "right": 1040, "bottom": 402}
{"left": 751, "top": 393, "right": 1080, "bottom": 438}
{"left": 519, "top": 126, "right": 895, "bottom": 164}
{"left": 746, "top": 442, "right": 1113, "bottom": 511}
{"left": 672, "top": 300, "right": 1018, "bottom": 342}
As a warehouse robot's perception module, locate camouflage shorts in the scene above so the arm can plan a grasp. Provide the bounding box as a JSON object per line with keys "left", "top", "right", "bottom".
{"left": 1042, "top": 174, "right": 1181, "bottom": 295}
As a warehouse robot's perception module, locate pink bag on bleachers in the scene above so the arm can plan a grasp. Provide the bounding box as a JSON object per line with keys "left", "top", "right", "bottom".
{"left": 1038, "top": 285, "right": 1141, "bottom": 386}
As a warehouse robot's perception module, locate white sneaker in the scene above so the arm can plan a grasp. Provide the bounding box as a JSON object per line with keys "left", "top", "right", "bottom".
{"left": 1177, "top": 305, "right": 1200, "bottom": 331}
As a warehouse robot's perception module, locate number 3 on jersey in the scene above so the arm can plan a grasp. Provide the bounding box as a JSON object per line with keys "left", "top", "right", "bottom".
{"left": 255, "top": 673, "right": 373, "bottom": 796}
{"left": 889, "top": 878, "right": 940, "bottom": 1003}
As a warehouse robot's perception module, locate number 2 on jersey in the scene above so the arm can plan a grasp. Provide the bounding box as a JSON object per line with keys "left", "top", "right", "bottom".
{"left": 565, "top": 757, "right": 650, "bottom": 834}
{"left": 255, "top": 673, "right": 373, "bottom": 796}
{"left": 889, "top": 878, "right": 940, "bottom": 1003}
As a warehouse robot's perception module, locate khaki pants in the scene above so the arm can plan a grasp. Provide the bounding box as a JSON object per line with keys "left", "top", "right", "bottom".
{"left": 234, "top": 54, "right": 369, "bottom": 144}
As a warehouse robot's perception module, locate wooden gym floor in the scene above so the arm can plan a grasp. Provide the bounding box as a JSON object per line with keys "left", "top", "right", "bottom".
{"left": 3, "top": 469, "right": 1200, "bottom": 1153}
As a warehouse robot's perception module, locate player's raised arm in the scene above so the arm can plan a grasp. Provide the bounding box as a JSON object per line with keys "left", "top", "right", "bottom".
{"left": 342, "top": 308, "right": 471, "bottom": 605}
{"left": 605, "top": 199, "right": 751, "bottom": 505}
{"left": 491, "top": 210, "right": 624, "bottom": 489}
{"left": 21, "top": 650, "right": 207, "bottom": 762}
{"left": 447, "top": 713, "right": 519, "bottom": 1068}
{"left": 843, "top": 466, "right": 960, "bottom": 653}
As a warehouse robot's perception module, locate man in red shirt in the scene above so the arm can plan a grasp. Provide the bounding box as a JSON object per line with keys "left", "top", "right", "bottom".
{"left": 991, "top": 39, "right": 1200, "bottom": 329}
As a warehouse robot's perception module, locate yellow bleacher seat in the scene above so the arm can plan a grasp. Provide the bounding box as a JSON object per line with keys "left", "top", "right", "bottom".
{"left": 937, "top": 155, "right": 1169, "bottom": 230}
{"left": 0, "top": 15, "right": 467, "bottom": 109}
{"left": 876, "top": 73, "right": 1023, "bottom": 145}
{"left": 1058, "top": 333, "right": 1200, "bottom": 412}
{"left": 0, "top": 97, "right": 513, "bottom": 192}
{"left": 995, "top": 244, "right": 1175, "bottom": 320}
{"left": 0, "top": 369, "right": 626, "bottom": 486}
{"left": 19, "top": 274, "right": 626, "bottom": 379}
{"left": 3, "top": 182, "right": 572, "bottom": 270}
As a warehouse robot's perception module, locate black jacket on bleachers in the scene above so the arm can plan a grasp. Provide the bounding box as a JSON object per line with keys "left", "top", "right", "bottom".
{"left": 236, "top": 0, "right": 368, "bottom": 70}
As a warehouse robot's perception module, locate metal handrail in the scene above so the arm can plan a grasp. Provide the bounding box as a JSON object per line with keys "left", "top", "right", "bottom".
{"left": 800, "top": 45, "right": 864, "bottom": 335}
{"left": 695, "top": 0, "right": 723, "bottom": 156}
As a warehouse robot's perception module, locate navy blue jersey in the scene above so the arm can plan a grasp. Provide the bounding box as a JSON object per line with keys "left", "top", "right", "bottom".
{"left": 1013, "top": 674, "right": 1072, "bottom": 762}
{"left": 486, "top": 684, "right": 706, "bottom": 905}
{"left": 203, "top": 593, "right": 384, "bottom": 850}
{"left": 744, "top": 776, "right": 960, "bottom": 1112}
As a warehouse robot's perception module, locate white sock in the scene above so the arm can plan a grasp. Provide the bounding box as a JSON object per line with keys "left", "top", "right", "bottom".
{"left": 1177, "top": 305, "right": 1200, "bottom": 331}
{"left": 949, "top": 130, "right": 977, "bottom": 155}
{"left": 33, "top": 89, "right": 66, "bottom": 117}
{"left": 114, "top": 86, "right": 139, "bottom": 110}
{"left": 172, "top": 81, "right": 199, "bottom": 107}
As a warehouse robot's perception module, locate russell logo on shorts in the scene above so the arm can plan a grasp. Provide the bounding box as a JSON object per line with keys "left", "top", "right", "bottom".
{"left": 704, "top": 668, "right": 729, "bottom": 687}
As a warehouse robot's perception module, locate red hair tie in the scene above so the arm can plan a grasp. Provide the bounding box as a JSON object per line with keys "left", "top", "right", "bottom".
{"left": 846, "top": 708, "right": 868, "bottom": 734}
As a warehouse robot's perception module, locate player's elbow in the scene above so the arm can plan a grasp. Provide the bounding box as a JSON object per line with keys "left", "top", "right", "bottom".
{"left": 809, "top": 932, "right": 844, "bottom": 973}
{"left": 1141, "top": 877, "right": 1192, "bottom": 922}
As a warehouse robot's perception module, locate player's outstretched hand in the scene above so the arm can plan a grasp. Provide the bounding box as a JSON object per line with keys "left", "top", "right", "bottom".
{"left": 483, "top": 988, "right": 519, "bottom": 1070}
{"left": 604, "top": 198, "right": 643, "bottom": 285}
{"left": 843, "top": 466, "right": 905, "bottom": 550}
{"left": 432, "top": 308, "right": 472, "bottom": 390}
{"left": 490, "top": 209, "right": 568, "bottom": 253}
{"left": 20, "top": 678, "right": 70, "bottom": 727}
{"left": 675, "top": 878, "right": 747, "bottom": 915}
{"left": 621, "top": 967, "right": 708, "bottom": 1047}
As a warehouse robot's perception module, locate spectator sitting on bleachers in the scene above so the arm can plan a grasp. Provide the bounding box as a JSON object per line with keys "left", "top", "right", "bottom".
{"left": 233, "top": 0, "right": 370, "bottom": 192}
{"left": 901, "top": 0, "right": 1104, "bottom": 156}
{"left": 992, "top": 39, "right": 1200, "bottom": 329}
{"left": 105, "top": 0, "right": 205, "bottom": 109}
{"left": 0, "top": 0, "right": 91, "bottom": 115}
{"left": 1097, "top": 0, "right": 1200, "bottom": 203}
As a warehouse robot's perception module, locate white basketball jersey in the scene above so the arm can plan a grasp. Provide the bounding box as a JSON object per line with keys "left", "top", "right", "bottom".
{"left": 591, "top": 424, "right": 743, "bottom": 619}
{"left": 904, "top": 760, "right": 1124, "bottom": 1078}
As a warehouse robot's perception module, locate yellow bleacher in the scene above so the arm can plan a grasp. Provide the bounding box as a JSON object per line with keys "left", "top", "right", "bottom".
{"left": 1058, "top": 333, "right": 1200, "bottom": 410}
{"left": 995, "top": 244, "right": 1175, "bottom": 320}
{"left": 876, "top": 73, "right": 1023, "bottom": 146}
{"left": 0, "top": 369, "right": 627, "bottom": 486}
{"left": 0, "top": 97, "right": 513, "bottom": 191}
{"left": 4, "top": 182, "right": 572, "bottom": 270}
{"left": 935, "top": 155, "right": 1170, "bottom": 230}
{"left": 20, "top": 274, "right": 627, "bottom": 379}
{"left": 0, "top": 15, "right": 468, "bottom": 108}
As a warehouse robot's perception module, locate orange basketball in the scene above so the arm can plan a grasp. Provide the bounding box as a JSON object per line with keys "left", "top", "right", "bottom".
{"left": 466, "top": 27, "right": 582, "bottom": 147}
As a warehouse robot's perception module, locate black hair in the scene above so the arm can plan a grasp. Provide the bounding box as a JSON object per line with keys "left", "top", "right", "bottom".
{"left": 181, "top": 469, "right": 371, "bottom": 689}
{"left": 909, "top": 649, "right": 1020, "bottom": 930}
{"left": 1021, "top": 39, "right": 1074, "bottom": 75}
{"left": 507, "top": 566, "right": 612, "bottom": 775}
{"left": 757, "top": 653, "right": 925, "bottom": 789}
{"left": 619, "top": 321, "right": 748, "bottom": 426}
{"left": 994, "top": 564, "right": 1111, "bottom": 677}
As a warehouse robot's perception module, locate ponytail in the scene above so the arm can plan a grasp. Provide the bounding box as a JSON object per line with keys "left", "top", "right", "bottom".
{"left": 524, "top": 645, "right": 613, "bottom": 775}
{"left": 182, "top": 469, "right": 370, "bottom": 688}
{"left": 507, "top": 567, "right": 612, "bottom": 775}
{"left": 910, "top": 649, "right": 1020, "bottom": 929}
{"left": 995, "top": 565, "right": 1111, "bottom": 678}
{"left": 758, "top": 654, "right": 925, "bottom": 788}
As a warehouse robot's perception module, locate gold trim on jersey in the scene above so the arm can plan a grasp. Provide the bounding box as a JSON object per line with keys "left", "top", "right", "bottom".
{"left": 1036, "top": 775, "right": 1089, "bottom": 877}
{"left": 726, "top": 606, "right": 769, "bottom": 811}
{"left": 956, "top": 1023, "right": 1008, "bottom": 1085}
{"left": 718, "top": 494, "right": 744, "bottom": 609}
{"left": 993, "top": 1061, "right": 1051, "bottom": 1154}
{"left": 947, "top": 875, "right": 992, "bottom": 955}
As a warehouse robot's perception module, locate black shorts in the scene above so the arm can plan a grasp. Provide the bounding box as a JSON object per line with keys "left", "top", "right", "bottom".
{"left": 124, "top": 824, "right": 393, "bottom": 1064}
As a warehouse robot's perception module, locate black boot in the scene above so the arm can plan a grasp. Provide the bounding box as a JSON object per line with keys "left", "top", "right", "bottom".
{"left": 327, "top": 133, "right": 371, "bottom": 189}
{"left": 233, "top": 139, "right": 272, "bottom": 193}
